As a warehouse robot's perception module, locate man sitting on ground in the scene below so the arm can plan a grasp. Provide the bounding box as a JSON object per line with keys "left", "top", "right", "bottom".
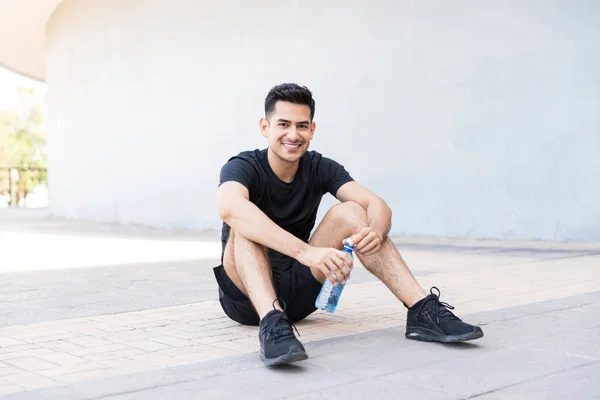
{"left": 213, "top": 83, "right": 483, "bottom": 366}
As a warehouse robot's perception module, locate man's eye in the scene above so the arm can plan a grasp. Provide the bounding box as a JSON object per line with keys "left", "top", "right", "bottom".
{"left": 299, "top": 125, "right": 308, "bottom": 129}
{"left": 279, "top": 123, "right": 287, "bottom": 127}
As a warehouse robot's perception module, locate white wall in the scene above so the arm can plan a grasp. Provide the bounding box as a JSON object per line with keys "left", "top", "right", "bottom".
{"left": 46, "top": 0, "right": 600, "bottom": 241}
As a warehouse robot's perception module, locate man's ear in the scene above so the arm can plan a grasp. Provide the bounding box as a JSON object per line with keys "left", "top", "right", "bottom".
{"left": 309, "top": 121, "right": 316, "bottom": 140}
{"left": 259, "top": 117, "right": 269, "bottom": 138}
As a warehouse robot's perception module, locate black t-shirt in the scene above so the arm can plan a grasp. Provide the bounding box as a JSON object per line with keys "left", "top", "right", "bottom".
{"left": 218, "top": 148, "right": 354, "bottom": 264}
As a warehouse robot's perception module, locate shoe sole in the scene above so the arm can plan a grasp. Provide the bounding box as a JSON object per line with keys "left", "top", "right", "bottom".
{"left": 260, "top": 347, "right": 308, "bottom": 367}
{"left": 405, "top": 327, "right": 484, "bottom": 343}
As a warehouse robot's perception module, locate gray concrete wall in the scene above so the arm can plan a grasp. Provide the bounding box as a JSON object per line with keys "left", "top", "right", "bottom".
{"left": 45, "top": 0, "right": 600, "bottom": 241}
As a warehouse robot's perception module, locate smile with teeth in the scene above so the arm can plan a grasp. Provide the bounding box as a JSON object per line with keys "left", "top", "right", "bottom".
{"left": 283, "top": 143, "right": 302, "bottom": 149}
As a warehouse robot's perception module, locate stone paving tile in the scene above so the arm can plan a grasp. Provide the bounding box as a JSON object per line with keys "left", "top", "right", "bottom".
{"left": 34, "top": 341, "right": 86, "bottom": 355}
{"left": 54, "top": 368, "right": 123, "bottom": 385}
{"left": 0, "top": 261, "right": 221, "bottom": 328}
{"left": 36, "top": 352, "right": 89, "bottom": 367}
{"left": 0, "top": 381, "right": 26, "bottom": 396}
{"left": 98, "top": 329, "right": 159, "bottom": 343}
{"left": 4, "top": 357, "right": 58, "bottom": 372}
{"left": 60, "top": 369, "right": 202, "bottom": 400}
{"left": 195, "top": 334, "right": 252, "bottom": 347}
{"left": 0, "top": 364, "right": 25, "bottom": 378}
{"left": 72, "top": 344, "right": 140, "bottom": 358}
{"left": 379, "top": 347, "right": 595, "bottom": 399}
{"left": 84, "top": 348, "right": 146, "bottom": 362}
{"left": 2, "top": 291, "right": 598, "bottom": 400}
{"left": 127, "top": 352, "right": 187, "bottom": 368}
{"left": 2, "top": 252, "right": 600, "bottom": 391}
{"left": 474, "top": 362, "right": 600, "bottom": 400}
{"left": 1, "top": 371, "right": 60, "bottom": 391}
{"left": 66, "top": 336, "right": 115, "bottom": 348}
{"left": 103, "top": 364, "right": 363, "bottom": 400}
{"left": 5, "top": 292, "right": 598, "bottom": 400}
{"left": 0, "top": 345, "right": 53, "bottom": 361}
{"left": 38, "top": 362, "right": 111, "bottom": 378}
{"left": 120, "top": 340, "right": 172, "bottom": 352}
{"left": 0, "top": 337, "right": 24, "bottom": 347}
{"left": 286, "top": 380, "right": 454, "bottom": 400}
{"left": 96, "top": 358, "right": 154, "bottom": 373}
{"left": 526, "top": 326, "right": 600, "bottom": 360}
{"left": 0, "top": 281, "right": 596, "bottom": 394}
{"left": 3, "top": 213, "right": 600, "bottom": 396}
{"left": 3, "top": 232, "right": 597, "bottom": 329}
{"left": 147, "top": 335, "right": 194, "bottom": 348}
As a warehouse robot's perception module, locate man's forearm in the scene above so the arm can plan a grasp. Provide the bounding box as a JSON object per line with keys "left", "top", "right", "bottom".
{"left": 222, "top": 199, "right": 311, "bottom": 260}
{"left": 366, "top": 198, "right": 392, "bottom": 239}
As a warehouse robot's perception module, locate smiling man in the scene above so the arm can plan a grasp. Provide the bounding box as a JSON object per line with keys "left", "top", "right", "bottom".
{"left": 214, "top": 83, "right": 483, "bottom": 366}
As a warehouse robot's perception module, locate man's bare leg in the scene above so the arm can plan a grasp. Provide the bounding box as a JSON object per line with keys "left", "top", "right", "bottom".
{"left": 223, "top": 230, "right": 282, "bottom": 319}
{"left": 309, "top": 201, "right": 426, "bottom": 307}
{"left": 309, "top": 201, "right": 483, "bottom": 342}
{"left": 356, "top": 237, "right": 427, "bottom": 307}
{"left": 222, "top": 230, "right": 308, "bottom": 365}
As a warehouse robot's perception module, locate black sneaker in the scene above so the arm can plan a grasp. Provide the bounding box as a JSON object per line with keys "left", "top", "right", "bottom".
{"left": 405, "top": 287, "right": 484, "bottom": 343}
{"left": 259, "top": 306, "right": 308, "bottom": 366}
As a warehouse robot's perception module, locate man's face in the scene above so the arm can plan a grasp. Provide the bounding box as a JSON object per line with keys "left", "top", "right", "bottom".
{"left": 260, "top": 101, "right": 315, "bottom": 164}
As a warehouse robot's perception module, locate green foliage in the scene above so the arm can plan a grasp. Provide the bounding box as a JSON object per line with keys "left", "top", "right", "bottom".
{"left": 0, "top": 86, "right": 47, "bottom": 205}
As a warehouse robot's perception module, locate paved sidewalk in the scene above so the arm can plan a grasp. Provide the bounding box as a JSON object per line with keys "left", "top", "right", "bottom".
{"left": 1, "top": 209, "right": 600, "bottom": 398}
{"left": 4, "top": 291, "right": 600, "bottom": 400}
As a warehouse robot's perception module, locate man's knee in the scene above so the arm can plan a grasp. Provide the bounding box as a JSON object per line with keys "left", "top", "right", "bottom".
{"left": 327, "top": 201, "right": 368, "bottom": 229}
{"left": 230, "top": 230, "right": 269, "bottom": 258}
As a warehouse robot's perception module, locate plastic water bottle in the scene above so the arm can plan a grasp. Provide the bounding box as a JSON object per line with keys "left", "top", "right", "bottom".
{"left": 315, "top": 242, "right": 355, "bottom": 313}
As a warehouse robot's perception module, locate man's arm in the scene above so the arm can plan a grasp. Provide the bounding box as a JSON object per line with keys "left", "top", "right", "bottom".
{"left": 217, "top": 181, "right": 353, "bottom": 284}
{"left": 217, "top": 181, "right": 309, "bottom": 258}
{"left": 335, "top": 181, "right": 392, "bottom": 254}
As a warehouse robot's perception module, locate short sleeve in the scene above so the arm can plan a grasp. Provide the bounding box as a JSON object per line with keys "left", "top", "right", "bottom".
{"left": 317, "top": 156, "right": 354, "bottom": 196}
{"left": 219, "top": 157, "right": 259, "bottom": 194}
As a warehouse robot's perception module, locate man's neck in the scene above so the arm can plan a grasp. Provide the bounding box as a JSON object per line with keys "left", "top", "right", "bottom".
{"left": 267, "top": 148, "right": 299, "bottom": 183}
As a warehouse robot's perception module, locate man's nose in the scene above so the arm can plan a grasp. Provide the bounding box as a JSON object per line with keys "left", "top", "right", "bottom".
{"left": 287, "top": 127, "right": 299, "bottom": 140}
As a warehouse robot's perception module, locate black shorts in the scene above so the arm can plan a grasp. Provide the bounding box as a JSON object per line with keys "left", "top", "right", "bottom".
{"left": 213, "top": 257, "right": 323, "bottom": 326}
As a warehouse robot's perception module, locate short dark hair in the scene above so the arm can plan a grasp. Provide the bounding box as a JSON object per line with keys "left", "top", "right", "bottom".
{"left": 264, "top": 83, "right": 316, "bottom": 121}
